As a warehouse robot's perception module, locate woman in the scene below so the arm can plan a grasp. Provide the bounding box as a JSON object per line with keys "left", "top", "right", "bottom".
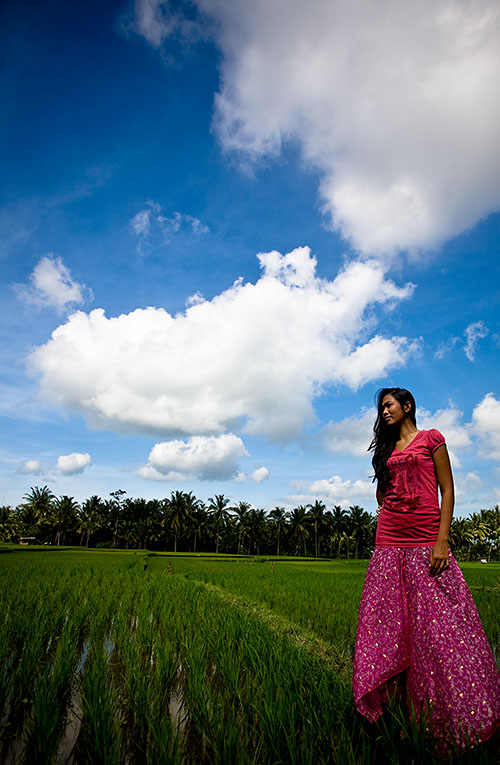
{"left": 353, "top": 387, "right": 500, "bottom": 754}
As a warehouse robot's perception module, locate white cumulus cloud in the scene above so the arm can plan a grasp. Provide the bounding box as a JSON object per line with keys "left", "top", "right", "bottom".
{"left": 322, "top": 402, "right": 471, "bottom": 466}
{"left": 130, "top": 208, "right": 154, "bottom": 237}
{"left": 290, "top": 474, "right": 375, "bottom": 508}
{"left": 252, "top": 466, "right": 269, "bottom": 483}
{"left": 29, "top": 248, "right": 416, "bottom": 441}
{"left": 129, "top": 202, "right": 209, "bottom": 252}
{"left": 434, "top": 336, "right": 460, "bottom": 360}
{"left": 435, "top": 322, "right": 489, "bottom": 361}
{"left": 136, "top": 0, "right": 500, "bottom": 256}
{"left": 56, "top": 452, "right": 92, "bottom": 476}
{"left": 454, "top": 471, "right": 483, "bottom": 505}
{"left": 322, "top": 408, "right": 376, "bottom": 457}
{"left": 138, "top": 433, "right": 247, "bottom": 481}
{"left": 464, "top": 321, "right": 489, "bottom": 361}
{"left": 16, "top": 255, "right": 91, "bottom": 314}
{"left": 131, "top": 0, "right": 201, "bottom": 48}
{"left": 472, "top": 393, "right": 500, "bottom": 460}
{"left": 418, "top": 404, "right": 470, "bottom": 468}
{"left": 17, "top": 459, "right": 42, "bottom": 475}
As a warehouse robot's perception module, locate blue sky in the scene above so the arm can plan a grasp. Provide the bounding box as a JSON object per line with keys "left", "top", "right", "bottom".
{"left": 2, "top": 0, "right": 500, "bottom": 515}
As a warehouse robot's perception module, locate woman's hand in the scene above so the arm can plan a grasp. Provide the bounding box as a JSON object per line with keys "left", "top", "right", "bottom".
{"left": 429, "top": 537, "right": 449, "bottom": 577}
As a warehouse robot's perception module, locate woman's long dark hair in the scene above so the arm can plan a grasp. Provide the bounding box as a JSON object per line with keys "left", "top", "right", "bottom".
{"left": 369, "top": 387, "right": 417, "bottom": 490}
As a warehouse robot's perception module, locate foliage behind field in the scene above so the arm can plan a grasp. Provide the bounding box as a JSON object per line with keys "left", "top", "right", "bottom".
{"left": 2, "top": 485, "right": 500, "bottom": 561}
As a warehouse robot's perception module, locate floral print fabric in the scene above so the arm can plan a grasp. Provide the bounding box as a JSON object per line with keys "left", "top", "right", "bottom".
{"left": 353, "top": 547, "right": 500, "bottom": 753}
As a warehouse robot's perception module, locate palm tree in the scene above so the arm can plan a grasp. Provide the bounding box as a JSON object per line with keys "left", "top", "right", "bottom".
{"left": 247, "top": 508, "right": 267, "bottom": 555}
{"left": 19, "top": 485, "right": 55, "bottom": 537}
{"left": 467, "top": 511, "right": 490, "bottom": 559}
{"left": 208, "top": 494, "right": 231, "bottom": 554}
{"left": 148, "top": 499, "right": 163, "bottom": 548}
{"left": 231, "top": 501, "right": 251, "bottom": 554}
{"left": 307, "top": 500, "right": 326, "bottom": 558}
{"left": 51, "top": 496, "right": 79, "bottom": 546}
{"left": 164, "top": 491, "right": 185, "bottom": 553}
{"left": 144, "top": 498, "right": 164, "bottom": 549}
{"left": 164, "top": 491, "right": 192, "bottom": 553}
{"left": 0, "top": 506, "right": 18, "bottom": 542}
{"left": 109, "top": 489, "right": 127, "bottom": 548}
{"left": 268, "top": 506, "right": 287, "bottom": 556}
{"left": 288, "top": 505, "right": 309, "bottom": 557}
{"left": 78, "top": 495, "right": 103, "bottom": 547}
{"left": 480, "top": 506, "right": 500, "bottom": 562}
{"left": 190, "top": 501, "right": 208, "bottom": 553}
{"left": 119, "top": 517, "right": 136, "bottom": 550}
{"left": 329, "top": 505, "right": 348, "bottom": 558}
{"left": 449, "top": 517, "right": 471, "bottom": 560}
{"left": 183, "top": 491, "right": 202, "bottom": 521}
{"left": 348, "top": 505, "right": 374, "bottom": 559}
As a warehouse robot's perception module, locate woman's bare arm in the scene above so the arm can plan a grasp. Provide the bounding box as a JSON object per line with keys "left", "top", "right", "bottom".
{"left": 429, "top": 444, "right": 454, "bottom": 576}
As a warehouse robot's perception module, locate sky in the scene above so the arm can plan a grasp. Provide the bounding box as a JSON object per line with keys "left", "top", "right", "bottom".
{"left": 1, "top": 0, "right": 500, "bottom": 516}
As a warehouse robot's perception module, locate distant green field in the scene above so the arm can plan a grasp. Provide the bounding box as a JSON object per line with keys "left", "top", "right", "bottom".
{"left": 0, "top": 549, "right": 498, "bottom": 763}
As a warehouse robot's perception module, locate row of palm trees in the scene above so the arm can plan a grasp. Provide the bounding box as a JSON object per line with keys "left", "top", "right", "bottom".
{"left": 1, "top": 487, "right": 499, "bottom": 560}
{"left": 1, "top": 486, "right": 375, "bottom": 558}
{"left": 447, "top": 507, "right": 500, "bottom": 562}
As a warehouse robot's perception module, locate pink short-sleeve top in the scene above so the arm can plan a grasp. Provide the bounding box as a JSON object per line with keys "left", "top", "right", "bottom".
{"left": 375, "top": 428, "right": 446, "bottom": 547}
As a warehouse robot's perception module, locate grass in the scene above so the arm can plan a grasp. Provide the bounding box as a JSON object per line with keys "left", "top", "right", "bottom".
{"left": 0, "top": 549, "right": 498, "bottom": 763}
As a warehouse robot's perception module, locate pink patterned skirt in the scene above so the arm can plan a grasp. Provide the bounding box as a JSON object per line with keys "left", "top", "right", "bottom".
{"left": 353, "top": 547, "right": 500, "bottom": 753}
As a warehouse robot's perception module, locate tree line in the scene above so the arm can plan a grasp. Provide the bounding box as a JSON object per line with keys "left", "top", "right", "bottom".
{"left": 1, "top": 486, "right": 499, "bottom": 561}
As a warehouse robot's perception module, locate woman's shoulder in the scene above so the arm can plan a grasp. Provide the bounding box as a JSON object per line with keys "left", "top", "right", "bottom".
{"left": 419, "top": 428, "right": 446, "bottom": 452}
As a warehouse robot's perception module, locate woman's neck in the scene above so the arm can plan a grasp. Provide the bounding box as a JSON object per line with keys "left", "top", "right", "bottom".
{"left": 397, "top": 419, "right": 419, "bottom": 441}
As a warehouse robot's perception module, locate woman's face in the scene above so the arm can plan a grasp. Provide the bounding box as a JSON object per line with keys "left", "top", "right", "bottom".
{"left": 380, "top": 394, "right": 408, "bottom": 427}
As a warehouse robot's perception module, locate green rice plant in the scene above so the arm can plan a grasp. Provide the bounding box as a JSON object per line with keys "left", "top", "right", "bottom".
{"left": 0, "top": 608, "right": 14, "bottom": 739}
{"left": 23, "top": 626, "right": 81, "bottom": 763}
{"left": 144, "top": 638, "right": 182, "bottom": 764}
{"left": 0, "top": 550, "right": 498, "bottom": 763}
{"left": 467, "top": 590, "right": 500, "bottom": 667}
{"left": 152, "top": 556, "right": 365, "bottom": 658}
{"left": 75, "top": 634, "right": 122, "bottom": 765}
{"left": 100, "top": 569, "right": 184, "bottom": 764}
{"left": 6, "top": 612, "right": 52, "bottom": 745}
{"left": 171, "top": 576, "right": 352, "bottom": 764}
{"left": 152, "top": 555, "right": 500, "bottom": 673}
{"left": 113, "top": 578, "right": 159, "bottom": 761}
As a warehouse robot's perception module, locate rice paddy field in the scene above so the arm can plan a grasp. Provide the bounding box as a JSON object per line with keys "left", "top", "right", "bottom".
{"left": 0, "top": 548, "right": 498, "bottom": 764}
